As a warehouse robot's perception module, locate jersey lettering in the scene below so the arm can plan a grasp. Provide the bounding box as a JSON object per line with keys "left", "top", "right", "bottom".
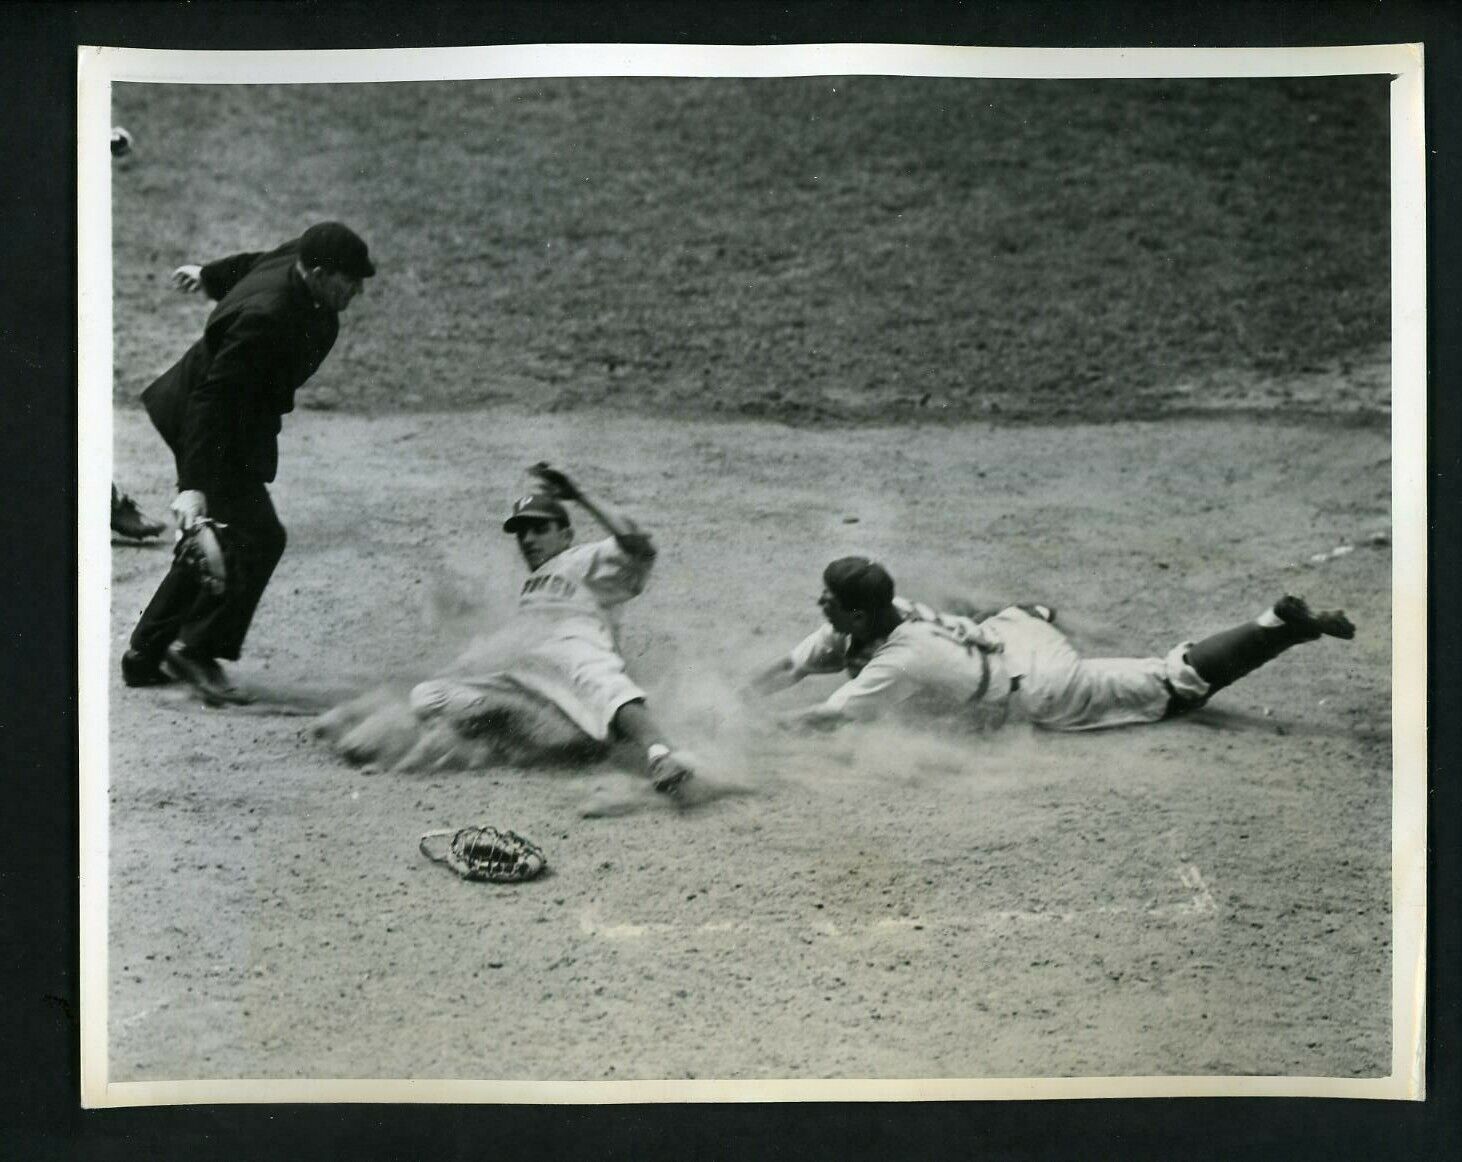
{"left": 521, "top": 572, "right": 579, "bottom": 601}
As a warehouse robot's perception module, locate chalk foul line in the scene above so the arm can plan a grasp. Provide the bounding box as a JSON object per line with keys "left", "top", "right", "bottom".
{"left": 577, "top": 866, "right": 1219, "bottom": 941}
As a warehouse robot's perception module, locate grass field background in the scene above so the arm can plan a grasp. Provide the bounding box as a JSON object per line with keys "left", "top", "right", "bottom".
{"left": 114, "top": 75, "right": 1389, "bottom": 421}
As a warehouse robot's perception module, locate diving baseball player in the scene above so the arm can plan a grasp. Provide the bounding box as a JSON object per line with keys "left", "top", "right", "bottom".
{"left": 404, "top": 463, "right": 697, "bottom": 796}
{"left": 746, "top": 557, "right": 1355, "bottom": 734}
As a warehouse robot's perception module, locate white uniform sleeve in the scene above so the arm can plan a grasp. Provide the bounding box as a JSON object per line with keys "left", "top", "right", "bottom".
{"left": 822, "top": 649, "right": 918, "bottom": 721}
{"left": 578, "top": 537, "right": 654, "bottom": 608}
{"left": 788, "top": 624, "right": 849, "bottom": 677}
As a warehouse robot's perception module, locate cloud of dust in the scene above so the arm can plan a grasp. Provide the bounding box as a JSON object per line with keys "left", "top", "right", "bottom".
{"left": 308, "top": 554, "right": 1082, "bottom": 793}
{"left": 638, "top": 626, "right": 1063, "bottom": 799}
{"left": 311, "top": 568, "right": 564, "bottom": 769}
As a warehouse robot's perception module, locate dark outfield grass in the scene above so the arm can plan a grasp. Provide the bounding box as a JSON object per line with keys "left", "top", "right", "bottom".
{"left": 113, "top": 75, "right": 1389, "bottom": 423}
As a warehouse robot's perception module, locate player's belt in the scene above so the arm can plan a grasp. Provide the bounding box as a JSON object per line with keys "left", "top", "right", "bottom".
{"left": 971, "top": 650, "right": 992, "bottom": 703}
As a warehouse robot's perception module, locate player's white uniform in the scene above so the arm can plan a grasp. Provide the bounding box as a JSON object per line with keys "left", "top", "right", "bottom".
{"left": 790, "top": 601, "right": 1210, "bottom": 731}
{"left": 411, "top": 538, "right": 652, "bottom": 740}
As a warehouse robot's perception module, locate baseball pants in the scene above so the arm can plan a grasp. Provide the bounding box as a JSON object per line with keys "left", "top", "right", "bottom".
{"left": 129, "top": 478, "right": 286, "bottom": 663}
{"left": 981, "top": 607, "right": 1210, "bottom": 731}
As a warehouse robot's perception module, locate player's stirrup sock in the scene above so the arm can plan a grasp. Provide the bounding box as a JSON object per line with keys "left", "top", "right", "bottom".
{"left": 1184, "top": 595, "right": 1355, "bottom": 694}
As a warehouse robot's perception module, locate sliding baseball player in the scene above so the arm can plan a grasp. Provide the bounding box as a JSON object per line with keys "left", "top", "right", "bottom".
{"left": 746, "top": 556, "right": 1354, "bottom": 734}
{"left": 403, "top": 463, "right": 697, "bottom": 795}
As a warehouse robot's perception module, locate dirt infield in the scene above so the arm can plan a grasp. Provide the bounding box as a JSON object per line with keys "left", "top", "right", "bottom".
{"left": 99, "top": 66, "right": 1397, "bottom": 1087}
{"left": 107, "top": 401, "right": 1391, "bottom": 1081}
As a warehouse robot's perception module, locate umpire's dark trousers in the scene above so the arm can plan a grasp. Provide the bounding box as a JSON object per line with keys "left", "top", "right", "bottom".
{"left": 130, "top": 477, "right": 286, "bottom": 663}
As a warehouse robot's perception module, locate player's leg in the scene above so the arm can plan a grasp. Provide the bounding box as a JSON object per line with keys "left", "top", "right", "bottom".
{"left": 126, "top": 554, "right": 211, "bottom": 686}
{"left": 155, "top": 483, "right": 283, "bottom": 703}
{"left": 122, "top": 456, "right": 192, "bottom": 686}
{"left": 179, "top": 482, "right": 287, "bottom": 664}
{"left": 1181, "top": 594, "right": 1355, "bottom": 700}
{"left": 611, "top": 699, "right": 696, "bottom": 795}
{"left": 407, "top": 675, "right": 599, "bottom": 766}
{"left": 409, "top": 678, "right": 510, "bottom": 732}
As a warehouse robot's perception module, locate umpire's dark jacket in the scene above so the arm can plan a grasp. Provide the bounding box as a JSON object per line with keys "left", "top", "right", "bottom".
{"left": 142, "top": 237, "right": 340, "bottom": 494}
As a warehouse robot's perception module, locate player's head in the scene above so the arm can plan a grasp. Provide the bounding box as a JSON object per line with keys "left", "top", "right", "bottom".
{"left": 504, "top": 494, "right": 573, "bottom": 569}
{"left": 819, "top": 557, "right": 896, "bottom": 638}
{"left": 298, "top": 221, "right": 375, "bottom": 312}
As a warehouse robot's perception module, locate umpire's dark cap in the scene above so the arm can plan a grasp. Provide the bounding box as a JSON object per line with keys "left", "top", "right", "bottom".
{"left": 503, "top": 494, "right": 570, "bottom": 532}
{"left": 300, "top": 221, "right": 376, "bottom": 279}
{"left": 823, "top": 557, "right": 895, "bottom": 612}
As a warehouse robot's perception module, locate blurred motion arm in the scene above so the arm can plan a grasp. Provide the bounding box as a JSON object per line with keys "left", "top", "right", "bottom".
{"left": 742, "top": 655, "right": 802, "bottom": 699}
{"left": 532, "top": 463, "right": 656, "bottom": 561}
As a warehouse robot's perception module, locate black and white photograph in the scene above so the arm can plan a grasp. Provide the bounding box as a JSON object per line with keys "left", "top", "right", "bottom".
{"left": 78, "top": 41, "right": 1425, "bottom": 1105}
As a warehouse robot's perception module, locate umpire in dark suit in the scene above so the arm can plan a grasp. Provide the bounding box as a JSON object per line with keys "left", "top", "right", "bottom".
{"left": 122, "top": 221, "right": 375, "bottom": 703}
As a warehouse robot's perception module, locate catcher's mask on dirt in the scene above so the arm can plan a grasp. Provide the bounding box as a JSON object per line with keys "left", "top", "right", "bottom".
{"left": 419, "top": 825, "right": 546, "bottom": 883}
{"left": 822, "top": 557, "right": 895, "bottom": 613}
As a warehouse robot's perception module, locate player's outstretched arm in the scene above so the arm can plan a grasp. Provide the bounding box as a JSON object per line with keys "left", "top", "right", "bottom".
{"left": 529, "top": 462, "right": 655, "bottom": 560}
{"left": 777, "top": 701, "right": 849, "bottom": 733}
{"left": 742, "top": 655, "right": 804, "bottom": 699}
{"left": 175, "top": 251, "right": 269, "bottom": 301}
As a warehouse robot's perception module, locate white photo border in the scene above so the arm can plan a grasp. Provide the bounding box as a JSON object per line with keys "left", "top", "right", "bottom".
{"left": 77, "top": 40, "right": 1426, "bottom": 1107}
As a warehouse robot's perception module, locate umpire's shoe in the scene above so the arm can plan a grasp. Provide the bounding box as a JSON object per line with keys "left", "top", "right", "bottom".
{"left": 111, "top": 490, "right": 167, "bottom": 540}
{"left": 162, "top": 643, "right": 253, "bottom": 705}
{"left": 121, "top": 648, "right": 172, "bottom": 688}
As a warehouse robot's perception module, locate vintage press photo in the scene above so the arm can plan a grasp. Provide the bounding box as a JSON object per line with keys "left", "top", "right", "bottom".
{"left": 78, "top": 43, "right": 1426, "bottom": 1105}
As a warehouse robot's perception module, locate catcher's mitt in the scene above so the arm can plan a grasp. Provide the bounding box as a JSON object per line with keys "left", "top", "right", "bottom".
{"left": 419, "top": 825, "right": 547, "bottom": 883}
{"left": 174, "top": 519, "right": 229, "bottom": 596}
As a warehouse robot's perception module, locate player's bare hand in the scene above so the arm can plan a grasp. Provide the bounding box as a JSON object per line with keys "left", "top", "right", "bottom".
{"left": 529, "top": 462, "right": 581, "bottom": 502}
{"left": 170, "top": 489, "right": 208, "bottom": 531}
{"left": 171, "top": 264, "right": 204, "bottom": 293}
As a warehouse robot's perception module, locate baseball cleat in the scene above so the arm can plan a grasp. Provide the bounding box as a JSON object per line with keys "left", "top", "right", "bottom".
{"left": 648, "top": 750, "right": 696, "bottom": 796}
{"left": 162, "top": 643, "right": 253, "bottom": 705}
{"left": 1274, "top": 595, "right": 1356, "bottom": 641}
{"left": 121, "top": 648, "right": 172, "bottom": 687}
{"left": 111, "top": 490, "right": 167, "bottom": 540}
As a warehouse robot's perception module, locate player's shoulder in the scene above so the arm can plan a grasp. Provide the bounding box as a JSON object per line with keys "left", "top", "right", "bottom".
{"left": 585, "top": 535, "right": 651, "bottom": 565}
{"left": 545, "top": 540, "right": 607, "bottom": 574}
{"left": 576, "top": 537, "right": 617, "bottom": 559}
{"left": 225, "top": 247, "right": 305, "bottom": 303}
{"left": 212, "top": 279, "right": 299, "bottom": 334}
{"left": 885, "top": 617, "right": 950, "bottom": 654}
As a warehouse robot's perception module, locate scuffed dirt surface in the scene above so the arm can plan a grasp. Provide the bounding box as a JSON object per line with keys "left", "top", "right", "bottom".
{"left": 106, "top": 406, "right": 1391, "bottom": 1082}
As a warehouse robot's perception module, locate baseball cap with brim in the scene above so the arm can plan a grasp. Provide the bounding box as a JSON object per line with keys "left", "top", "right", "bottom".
{"left": 503, "top": 494, "right": 570, "bottom": 532}
{"left": 299, "top": 221, "right": 376, "bottom": 279}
